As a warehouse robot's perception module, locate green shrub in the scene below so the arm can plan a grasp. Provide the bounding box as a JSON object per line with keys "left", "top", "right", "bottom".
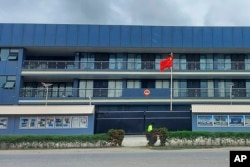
{"left": 146, "top": 127, "right": 168, "bottom": 146}
{"left": 146, "top": 130, "right": 158, "bottom": 146}
{"left": 158, "top": 128, "right": 168, "bottom": 146}
{"left": 107, "top": 129, "right": 125, "bottom": 146}
{"left": 0, "top": 134, "right": 109, "bottom": 144}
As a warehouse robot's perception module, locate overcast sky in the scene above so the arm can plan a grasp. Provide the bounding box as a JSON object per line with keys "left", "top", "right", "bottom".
{"left": 0, "top": 0, "right": 250, "bottom": 26}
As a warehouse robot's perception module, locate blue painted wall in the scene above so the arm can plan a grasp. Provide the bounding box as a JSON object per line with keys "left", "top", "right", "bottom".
{"left": 0, "top": 114, "right": 95, "bottom": 135}
{"left": 123, "top": 88, "right": 170, "bottom": 98}
{"left": 0, "top": 49, "right": 23, "bottom": 105}
{"left": 1, "top": 24, "right": 250, "bottom": 48}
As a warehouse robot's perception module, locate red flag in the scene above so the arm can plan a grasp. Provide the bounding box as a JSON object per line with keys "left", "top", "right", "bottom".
{"left": 160, "top": 53, "right": 173, "bottom": 71}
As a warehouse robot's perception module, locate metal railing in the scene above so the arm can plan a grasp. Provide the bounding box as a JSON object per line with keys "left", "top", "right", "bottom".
{"left": 19, "top": 88, "right": 250, "bottom": 98}
{"left": 22, "top": 60, "right": 250, "bottom": 71}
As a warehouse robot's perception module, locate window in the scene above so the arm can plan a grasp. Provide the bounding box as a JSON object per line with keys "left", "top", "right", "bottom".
{"left": 93, "top": 80, "right": 108, "bottom": 97}
{"left": 127, "top": 54, "right": 141, "bottom": 70}
{"left": 79, "top": 80, "right": 93, "bottom": 97}
{"left": 141, "top": 79, "right": 155, "bottom": 88}
{"left": 95, "top": 53, "right": 109, "bottom": 69}
{"left": 21, "top": 82, "right": 73, "bottom": 97}
{"left": 1, "top": 76, "right": 16, "bottom": 89}
{"left": 47, "top": 82, "right": 73, "bottom": 97}
{"left": 186, "top": 54, "right": 200, "bottom": 70}
{"left": 155, "top": 80, "right": 169, "bottom": 88}
{"left": 200, "top": 54, "right": 213, "bottom": 70}
{"left": 127, "top": 80, "right": 140, "bottom": 88}
{"left": 141, "top": 54, "right": 155, "bottom": 70}
{"left": 0, "top": 49, "right": 9, "bottom": 61}
{"left": 0, "top": 117, "right": 8, "bottom": 129}
{"left": 109, "top": 53, "right": 124, "bottom": 70}
{"left": 80, "top": 53, "right": 95, "bottom": 69}
{"left": 8, "top": 49, "right": 19, "bottom": 61}
{"left": 231, "top": 54, "right": 245, "bottom": 70}
{"left": 187, "top": 79, "right": 200, "bottom": 97}
{"left": 3, "top": 81, "right": 15, "bottom": 89}
{"left": 214, "top": 54, "right": 230, "bottom": 70}
{"left": 108, "top": 80, "right": 122, "bottom": 97}
{"left": 0, "top": 48, "right": 19, "bottom": 61}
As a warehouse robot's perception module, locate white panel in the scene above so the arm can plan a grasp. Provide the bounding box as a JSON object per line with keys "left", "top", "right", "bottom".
{"left": 108, "top": 80, "right": 115, "bottom": 97}
{"left": 80, "top": 55, "right": 88, "bottom": 69}
{"left": 65, "top": 83, "right": 72, "bottom": 97}
{"left": 59, "top": 83, "right": 65, "bottom": 97}
{"left": 127, "top": 80, "right": 133, "bottom": 88}
{"left": 127, "top": 54, "right": 134, "bottom": 70}
{"left": 207, "top": 80, "right": 214, "bottom": 97}
{"left": 135, "top": 54, "right": 141, "bottom": 70}
{"left": 245, "top": 54, "right": 250, "bottom": 70}
{"left": 192, "top": 104, "right": 250, "bottom": 113}
{"left": 155, "top": 55, "right": 161, "bottom": 70}
{"left": 155, "top": 80, "right": 169, "bottom": 88}
{"left": 134, "top": 80, "right": 140, "bottom": 88}
{"left": 86, "top": 80, "right": 93, "bottom": 97}
{"left": 52, "top": 84, "right": 58, "bottom": 97}
{"left": 173, "top": 80, "right": 179, "bottom": 97}
{"left": 79, "top": 80, "right": 86, "bottom": 97}
{"left": 218, "top": 80, "right": 225, "bottom": 97}
{"left": 109, "top": 54, "right": 116, "bottom": 70}
{"left": 37, "top": 85, "right": 44, "bottom": 97}
{"left": 246, "top": 81, "right": 250, "bottom": 97}
{"left": 115, "top": 80, "right": 123, "bottom": 97}
{"left": 0, "top": 105, "right": 95, "bottom": 115}
{"left": 163, "top": 80, "right": 170, "bottom": 88}
{"left": 155, "top": 80, "right": 162, "bottom": 88}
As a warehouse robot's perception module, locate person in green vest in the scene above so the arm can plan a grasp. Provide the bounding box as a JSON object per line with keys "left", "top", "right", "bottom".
{"left": 147, "top": 123, "right": 153, "bottom": 132}
{"left": 146, "top": 122, "right": 154, "bottom": 145}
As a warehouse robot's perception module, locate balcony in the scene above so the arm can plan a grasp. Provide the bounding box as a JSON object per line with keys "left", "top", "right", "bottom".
{"left": 19, "top": 88, "right": 250, "bottom": 99}
{"left": 19, "top": 88, "right": 169, "bottom": 99}
{"left": 22, "top": 60, "right": 250, "bottom": 71}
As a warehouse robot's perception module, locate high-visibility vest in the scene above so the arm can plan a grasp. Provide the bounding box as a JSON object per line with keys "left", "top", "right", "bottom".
{"left": 147, "top": 124, "right": 153, "bottom": 132}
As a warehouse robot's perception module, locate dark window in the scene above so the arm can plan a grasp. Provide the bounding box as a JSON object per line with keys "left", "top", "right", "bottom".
{"left": 95, "top": 54, "right": 109, "bottom": 69}
{"left": 232, "top": 80, "right": 246, "bottom": 97}
{"left": 187, "top": 79, "right": 200, "bottom": 97}
{"left": 186, "top": 54, "right": 200, "bottom": 70}
{"left": 141, "top": 79, "right": 155, "bottom": 88}
{"left": 231, "top": 54, "right": 245, "bottom": 70}
{"left": 93, "top": 80, "right": 108, "bottom": 97}
{"left": 141, "top": 54, "right": 155, "bottom": 70}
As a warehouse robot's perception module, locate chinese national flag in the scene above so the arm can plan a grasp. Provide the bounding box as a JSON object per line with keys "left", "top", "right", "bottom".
{"left": 160, "top": 53, "right": 173, "bottom": 71}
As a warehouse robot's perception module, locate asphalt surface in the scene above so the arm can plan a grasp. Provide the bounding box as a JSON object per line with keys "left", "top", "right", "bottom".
{"left": 0, "top": 135, "right": 249, "bottom": 167}
{"left": 0, "top": 147, "right": 248, "bottom": 167}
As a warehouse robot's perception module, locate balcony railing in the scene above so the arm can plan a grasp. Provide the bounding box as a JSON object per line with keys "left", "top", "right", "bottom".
{"left": 22, "top": 61, "right": 250, "bottom": 71}
{"left": 19, "top": 88, "right": 250, "bottom": 99}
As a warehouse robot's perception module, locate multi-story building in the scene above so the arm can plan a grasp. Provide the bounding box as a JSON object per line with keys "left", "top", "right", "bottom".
{"left": 1, "top": 23, "right": 250, "bottom": 135}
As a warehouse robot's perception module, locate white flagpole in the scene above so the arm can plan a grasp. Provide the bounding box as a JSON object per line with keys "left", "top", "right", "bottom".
{"left": 170, "top": 66, "right": 173, "bottom": 111}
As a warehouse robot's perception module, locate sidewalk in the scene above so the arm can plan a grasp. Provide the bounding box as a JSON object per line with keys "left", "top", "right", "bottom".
{"left": 122, "top": 135, "right": 161, "bottom": 147}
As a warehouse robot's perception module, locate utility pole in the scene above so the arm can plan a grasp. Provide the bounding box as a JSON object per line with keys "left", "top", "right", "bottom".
{"left": 42, "top": 82, "right": 53, "bottom": 106}
{"left": 230, "top": 83, "right": 234, "bottom": 105}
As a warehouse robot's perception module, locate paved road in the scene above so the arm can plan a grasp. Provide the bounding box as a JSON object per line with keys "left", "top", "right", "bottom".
{"left": 0, "top": 147, "right": 249, "bottom": 167}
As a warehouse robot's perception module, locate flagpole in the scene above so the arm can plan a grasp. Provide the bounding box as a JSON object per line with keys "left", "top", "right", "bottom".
{"left": 160, "top": 52, "right": 173, "bottom": 111}
{"left": 170, "top": 67, "right": 173, "bottom": 111}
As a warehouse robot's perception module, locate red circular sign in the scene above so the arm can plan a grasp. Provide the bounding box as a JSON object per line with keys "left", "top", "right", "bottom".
{"left": 144, "top": 89, "right": 150, "bottom": 96}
